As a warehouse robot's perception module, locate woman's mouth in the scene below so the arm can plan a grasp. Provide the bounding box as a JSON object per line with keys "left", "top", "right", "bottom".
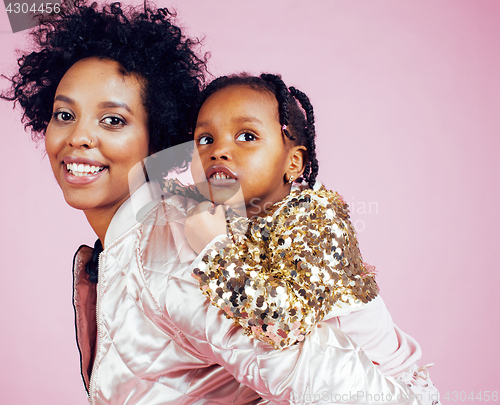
{"left": 62, "top": 157, "right": 108, "bottom": 185}
{"left": 66, "top": 162, "right": 106, "bottom": 177}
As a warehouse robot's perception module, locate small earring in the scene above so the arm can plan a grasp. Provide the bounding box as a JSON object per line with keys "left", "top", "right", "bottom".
{"left": 287, "top": 175, "right": 294, "bottom": 184}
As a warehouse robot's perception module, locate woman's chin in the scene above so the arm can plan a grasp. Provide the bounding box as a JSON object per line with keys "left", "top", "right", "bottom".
{"left": 63, "top": 195, "right": 100, "bottom": 211}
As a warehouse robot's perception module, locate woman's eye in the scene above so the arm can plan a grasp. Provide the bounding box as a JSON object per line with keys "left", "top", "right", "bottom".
{"left": 101, "top": 116, "right": 125, "bottom": 127}
{"left": 53, "top": 111, "right": 74, "bottom": 122}
{"left": 198, "top": 135, "right": 213, "bottom": 145}
{"left": 236, "top": 132, "right": 256, "bottom": 142}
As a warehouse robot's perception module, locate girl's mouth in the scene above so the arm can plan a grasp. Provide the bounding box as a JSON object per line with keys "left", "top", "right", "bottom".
{"left": 205, "top": 165, "right": 238, "bottom": 187}
{"left": 208, "top": 172, "right": 237, "bottom": 186}
{"left": 210, "top": 172, "right": 234, "bottom": 180}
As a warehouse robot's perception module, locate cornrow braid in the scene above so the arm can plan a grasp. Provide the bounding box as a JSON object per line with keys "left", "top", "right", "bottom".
{"left": 196, "top": 73, "right": 319, "bottom": 188}
{"left": 259, "top": 74, "right": 294, "bottom": 141}
{"left": 289, "top": 86, "right": 318, "bottom": 187}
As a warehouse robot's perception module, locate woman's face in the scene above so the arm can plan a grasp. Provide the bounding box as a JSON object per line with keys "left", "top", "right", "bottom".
{"left": 45, "top": 57, "right": 149, "bottom": 216}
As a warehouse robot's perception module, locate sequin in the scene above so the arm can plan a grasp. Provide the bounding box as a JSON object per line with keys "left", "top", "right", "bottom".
{"left": 192, "top": 184, "right": 379, "bottom": 350}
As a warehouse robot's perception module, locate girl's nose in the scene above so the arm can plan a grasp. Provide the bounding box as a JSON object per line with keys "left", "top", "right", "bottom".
{"left": 210, "top": 139, "right": 231, "bottom": 160}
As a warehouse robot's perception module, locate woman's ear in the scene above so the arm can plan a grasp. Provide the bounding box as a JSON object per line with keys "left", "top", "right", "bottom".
{"left": 287, "top": 145, "right": 308, "bottom": 180}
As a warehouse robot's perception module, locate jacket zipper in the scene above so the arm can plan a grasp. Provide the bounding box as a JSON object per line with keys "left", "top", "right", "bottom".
{"left": 87, "top": 252, "right": 103, "bottom": 403}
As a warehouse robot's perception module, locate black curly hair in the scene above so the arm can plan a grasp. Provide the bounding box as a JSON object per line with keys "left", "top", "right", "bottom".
{"left": 1, "top": 0, "right": 207, "bottom": 173}
{"left": 196, "top": 73, "right": 319, "bottom": 188}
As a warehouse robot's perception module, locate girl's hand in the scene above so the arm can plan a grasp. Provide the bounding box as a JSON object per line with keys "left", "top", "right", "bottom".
{"left": 185, "top": 202, "right": 228, "bottom": 254}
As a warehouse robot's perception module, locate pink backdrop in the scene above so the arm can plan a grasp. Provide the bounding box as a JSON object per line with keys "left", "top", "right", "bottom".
{"left": 1, "top": 1, "right": 499, "bottom": 404}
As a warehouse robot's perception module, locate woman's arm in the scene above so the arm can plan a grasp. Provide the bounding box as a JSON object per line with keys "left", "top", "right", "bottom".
{"left": 164, "top": 255, "right": 422, "bottom": 404}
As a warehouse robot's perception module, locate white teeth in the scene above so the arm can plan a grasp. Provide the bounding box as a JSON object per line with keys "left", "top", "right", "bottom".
{"left": 66, "top": 162, "right": 105, "bottom": 176}
{"left": 212, "top": 172, "right": 230, "bottom": 180}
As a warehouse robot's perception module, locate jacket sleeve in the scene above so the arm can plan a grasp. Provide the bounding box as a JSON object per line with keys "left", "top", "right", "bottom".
{"left": 326, "top": 296, "right": 441, "bottom": 405}
{"left": 192, "top": 186, "right": 379, "bottom": 349}
{"left": 165, "top": 265, "right": 422, "bottom": 405}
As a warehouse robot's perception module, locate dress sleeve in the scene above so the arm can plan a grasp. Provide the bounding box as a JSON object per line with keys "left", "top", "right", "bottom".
{"left": 165, "top": 257, "right": 423, "bottom": 404}
{"left": 192, "top": 186, "right": 379, "bottom": 349}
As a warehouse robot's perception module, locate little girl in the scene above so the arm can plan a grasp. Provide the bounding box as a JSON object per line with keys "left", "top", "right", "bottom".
{"left": 182, "top": 73, "right": 441, "bottom": 404}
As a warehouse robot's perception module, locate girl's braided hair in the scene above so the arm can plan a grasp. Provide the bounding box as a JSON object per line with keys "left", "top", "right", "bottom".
{"left": 196, "top": 73, "right": 319, "bottom": 188}
{"left": 2, "top": 0, "right": 207, "bottom": 173}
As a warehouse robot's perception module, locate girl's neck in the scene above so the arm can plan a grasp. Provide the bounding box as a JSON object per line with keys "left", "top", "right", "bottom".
{"left": 245, "top": 185, "right": 292, "bottom": 218}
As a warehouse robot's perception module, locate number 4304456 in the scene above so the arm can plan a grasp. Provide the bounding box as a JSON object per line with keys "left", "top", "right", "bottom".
{"left": 6, "top": 3, "right": 61, "bottom": 14}
{"left": 444, "top": 391, "right": 498, "bottom": 402}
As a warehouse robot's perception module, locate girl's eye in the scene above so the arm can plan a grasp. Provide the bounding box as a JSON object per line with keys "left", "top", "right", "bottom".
{"left": 236, "top": 132, "right": 256, "bottom": 142}
{"left": 53, "top": 111, "right": 74, "bottom": 122}
{"left": 198, "top": 135, "right": 213, "bottom": 145}
{"left": 101, "top": 116, "right": 125, "bottom": 127}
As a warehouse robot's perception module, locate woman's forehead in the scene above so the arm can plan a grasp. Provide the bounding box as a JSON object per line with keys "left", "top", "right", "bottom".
{"left": 55, "top": 58, "right": 146, "bottom": 110}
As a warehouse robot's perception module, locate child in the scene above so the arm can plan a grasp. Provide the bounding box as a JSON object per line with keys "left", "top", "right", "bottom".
{"left": 183, "top": 73, "right": 440, "bottom": 404}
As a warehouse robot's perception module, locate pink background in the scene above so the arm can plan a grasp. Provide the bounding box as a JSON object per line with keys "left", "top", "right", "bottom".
{"left": 1, "top": 1, "right": 499, "bottom": 403}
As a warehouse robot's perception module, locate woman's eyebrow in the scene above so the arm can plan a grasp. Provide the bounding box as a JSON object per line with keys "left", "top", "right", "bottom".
{"left": 54, "top": 94, "right": 74, "bottom": 104}
{"left": 53, "top": 96, "right": 133, "bottom": 115}
{"left": 98, "top": 101, "right": 133, "bottom": 114}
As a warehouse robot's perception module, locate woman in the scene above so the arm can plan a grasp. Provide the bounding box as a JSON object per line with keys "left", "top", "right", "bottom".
{"left": 3, "top": 1, "right": 423, "bottom": 403}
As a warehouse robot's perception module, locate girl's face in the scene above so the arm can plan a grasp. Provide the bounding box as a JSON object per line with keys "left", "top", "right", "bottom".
{"left": 45, "top": 57, "right": 150, "bottom": 217}
{"left": 192, "top": 85, "right": 300, "bottom": 217}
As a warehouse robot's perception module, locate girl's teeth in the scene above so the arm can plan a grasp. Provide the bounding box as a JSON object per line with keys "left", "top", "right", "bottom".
{"left": 213, "top": 172, "right": 230, "bottom": 180}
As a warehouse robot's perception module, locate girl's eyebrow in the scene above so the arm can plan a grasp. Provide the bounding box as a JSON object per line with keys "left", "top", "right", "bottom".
{"left": 234, "top": 116, "right": 263, "bottom": 125}
{"left": 196, "top": 116, "right": 263, "bottom": 129}
{"left": 196, "top": 120, "right": 209, "bottom": 128}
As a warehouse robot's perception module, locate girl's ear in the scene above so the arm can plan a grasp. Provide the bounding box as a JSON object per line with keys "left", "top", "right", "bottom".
{"left": 287, "top": 145, "right": 308, "bottom": 180}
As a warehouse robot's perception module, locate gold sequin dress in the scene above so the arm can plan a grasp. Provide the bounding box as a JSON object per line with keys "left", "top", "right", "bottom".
{"left": 162, "top": 179, "right": 440, "bottom": 404}
{"left": 187, "top": 181, "right": 379, "bottom": 349}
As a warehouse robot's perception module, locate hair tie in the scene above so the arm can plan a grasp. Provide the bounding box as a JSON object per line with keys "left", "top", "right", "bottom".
{"left": 281, "top": 124, "right": 287, "bottom": 131}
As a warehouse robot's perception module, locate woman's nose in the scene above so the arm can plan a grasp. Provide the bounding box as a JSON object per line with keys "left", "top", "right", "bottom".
{"left": 67, "top": 121, "right": 97, "bottom": 149}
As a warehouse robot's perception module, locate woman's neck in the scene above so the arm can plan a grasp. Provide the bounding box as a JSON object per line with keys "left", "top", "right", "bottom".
{"left": 83, "top": 197, "right": 129, "bottom": 244}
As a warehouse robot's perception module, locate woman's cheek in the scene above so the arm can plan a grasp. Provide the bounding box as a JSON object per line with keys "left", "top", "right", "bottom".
{"left": 44, "top": 127, "right": 62, "bottom": 172}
